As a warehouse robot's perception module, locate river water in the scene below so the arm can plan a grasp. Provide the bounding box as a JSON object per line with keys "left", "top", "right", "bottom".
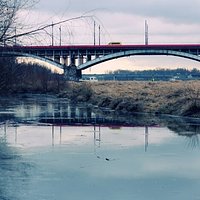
{"left": 0, "top": 94, "right": 200, "bottom": 200}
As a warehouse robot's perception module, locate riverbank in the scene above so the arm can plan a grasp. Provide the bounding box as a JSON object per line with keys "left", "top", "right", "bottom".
{"left": 59, "top": 80, "right": 200, "bottom": 118}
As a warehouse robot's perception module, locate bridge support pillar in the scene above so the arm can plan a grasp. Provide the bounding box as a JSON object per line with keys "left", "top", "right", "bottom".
{"left": 60, "top": 56, "right": 69, "bottom": 66}
{"left": 78, "top": 55, "right": 84, "bottom": 65}
{"left": 64, "top": 64, "right": 82, "bottom": 81}
{"left": 64, "top": 56, "right": 69, "bottom": 66}
{"left": 95, "top": 54, "right": 99, "bottom": 59}
{"left": 87, "top": 55, "right": 91, "bottom": 61}
{"left": 54, "top": 56, "right": 60, "bottom": 64}
{"left": 60, "top": 56, "right": 64, "bottom": 65}
{"left": 70, "top": 55, "right": 76, "bottom": 65}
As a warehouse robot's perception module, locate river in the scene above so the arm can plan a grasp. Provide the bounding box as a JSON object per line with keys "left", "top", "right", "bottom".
{"left": 0, "top": 94, "right": 200, "bottom": 200}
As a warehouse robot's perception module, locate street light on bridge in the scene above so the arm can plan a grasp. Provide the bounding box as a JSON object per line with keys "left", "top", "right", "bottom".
{"left": 51, "top": 22, "right": 54, "bottom": 46}
{"left": 59, "top": 26, "right": 62, "bottom": 46}
{"left": 145, "top": 20, "right": 149, "bottom": 45}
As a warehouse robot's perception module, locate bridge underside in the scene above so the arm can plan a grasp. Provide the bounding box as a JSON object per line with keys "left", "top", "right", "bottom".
{"left": 77, "top": 49, "right": 200, "bottom": 70}
{"left": 0, "top": 51, "right": 64, "bottom": 69}
{"left": 1, "top": 49, "right": 200, "bottom": 81}
{"left": 0, "top": 51, "right": 81, "bottom": 81}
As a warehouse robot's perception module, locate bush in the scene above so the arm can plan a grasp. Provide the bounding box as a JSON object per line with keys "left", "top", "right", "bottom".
{"left": 181, "top": 102, "right": 200, "bottom": 117}
{"left": 115, "top": 100, "right": 143, "bottom": 113}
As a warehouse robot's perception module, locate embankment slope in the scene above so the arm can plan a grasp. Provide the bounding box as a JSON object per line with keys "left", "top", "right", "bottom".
{"left": 60, "top": 81, "right": 200, "bottom": 117}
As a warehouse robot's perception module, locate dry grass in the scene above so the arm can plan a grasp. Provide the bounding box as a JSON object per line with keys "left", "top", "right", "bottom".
{"left": 59, "top": 80, "right": 200, "bottom": 117}
{"left": 85, "top": 81, "right": 200, "bottom": 116}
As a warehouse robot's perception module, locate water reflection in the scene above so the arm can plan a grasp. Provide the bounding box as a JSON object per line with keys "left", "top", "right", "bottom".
{"left": 0, "top": 121, "right": 200, "bottom": 200}
{"left": 1, "top": 95, "right": 200, "bottom": 148}
{"left": 94, "top": 125, "right": 101, "bottom": 150}
{"left": 162, "top": 116, "right": 200, "bottom": 149}
{"left": 1, "top": 95, "right": 200, "bottom": 199}
{"left": 4, "top": 119, "right": 199, "bottom": 155}
{"left": 0, "top": 123, "right": 32, "bottom": 200}
{"left": 145, "top": 126, "right": 149, "bottom": 152}
{"left": 3, "top": 119, "right": 153, "bottom": 153}
{"left": 0, "top": 95, "right": 159, "bottom": 126}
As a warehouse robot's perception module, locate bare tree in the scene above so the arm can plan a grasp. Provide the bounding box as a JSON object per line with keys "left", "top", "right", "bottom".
{"left": 0, "top": 0, "right": 94, "bottom": 46}
{"left": 0, "top": 0, "right": 36, "bottom": 46}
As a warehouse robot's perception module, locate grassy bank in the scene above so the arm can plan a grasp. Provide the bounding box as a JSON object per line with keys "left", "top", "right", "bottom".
{"left": 59, "top": 80, "right": 200, "bottom": 118}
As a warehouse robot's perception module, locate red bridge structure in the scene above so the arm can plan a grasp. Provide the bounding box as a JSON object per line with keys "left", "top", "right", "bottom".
{"left": 1, "top": 44, "right": 200, "bottom": 81}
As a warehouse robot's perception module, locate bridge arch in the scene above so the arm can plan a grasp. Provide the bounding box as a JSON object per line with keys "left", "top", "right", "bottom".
{"left": 77, "top": 49, "right": 200, "bottom": 70}
{"left": 0, "top": 51, "right": 64, "bottom": 70}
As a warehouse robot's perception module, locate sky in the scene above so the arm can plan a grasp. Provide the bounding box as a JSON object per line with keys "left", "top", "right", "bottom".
{"left": 18, "top": 0, "right": 200, "bottom": 74}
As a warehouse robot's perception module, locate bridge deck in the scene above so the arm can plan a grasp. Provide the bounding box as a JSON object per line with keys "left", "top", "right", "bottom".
{"left": 1, "top": 44, "right": 200, "bottom": 51}
{"left": 9, "top": 44, "right": 200, "bottom": 50}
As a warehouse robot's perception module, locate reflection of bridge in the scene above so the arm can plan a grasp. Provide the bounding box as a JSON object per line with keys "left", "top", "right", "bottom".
{"left": 1, "top": 121, "right": 149, "bottom": 152}
{"left": 39, "top": 116, "right": 132, "bottom": 126}
{"left": 1, "top": 44, "right": 200, "bottom": 80}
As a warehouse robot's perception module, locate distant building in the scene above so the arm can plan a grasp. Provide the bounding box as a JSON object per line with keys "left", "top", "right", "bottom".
{"left": 81, "top": 76, "right": 98, "bottom": 82}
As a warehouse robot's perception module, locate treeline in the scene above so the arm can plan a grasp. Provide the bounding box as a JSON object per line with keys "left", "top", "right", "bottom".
{"left": 93, "top": 68, "right": 200, "bottom": 81}
{"left": 108, "top": 68, "right": 200, "bottom": 75}
{"left": 0, "top": 57, "right": 67, "bottom": 94}
{"left": 109, "top": 68, "right": 200, "bottom": 77}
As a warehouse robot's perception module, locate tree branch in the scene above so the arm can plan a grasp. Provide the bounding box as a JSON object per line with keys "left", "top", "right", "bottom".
{"left": 4, "top": 15, "right": 93, "bottom": 44}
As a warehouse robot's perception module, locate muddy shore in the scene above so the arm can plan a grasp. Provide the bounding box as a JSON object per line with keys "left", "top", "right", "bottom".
{"left": 59, "top": 80, "right": 200, "bottom": 118}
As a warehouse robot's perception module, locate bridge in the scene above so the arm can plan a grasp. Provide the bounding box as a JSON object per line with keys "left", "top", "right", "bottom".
{"left": 0, "top": 44, "right": 200, "bottom": 81}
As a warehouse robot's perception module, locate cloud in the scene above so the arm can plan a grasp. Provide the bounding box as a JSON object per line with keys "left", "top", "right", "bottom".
{"left": 35, "top": 0, "right": 200, "bottom": 24}
{"left": 29, "top": 0, "right": 200, "bottom": 45}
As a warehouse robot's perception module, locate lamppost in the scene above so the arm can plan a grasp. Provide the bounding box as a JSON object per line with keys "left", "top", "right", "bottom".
{"left": 51, "top": 22, "right": 54, "bottom": 46}
{"left": 59, "top": 26, "right": 62, "bottom": 46}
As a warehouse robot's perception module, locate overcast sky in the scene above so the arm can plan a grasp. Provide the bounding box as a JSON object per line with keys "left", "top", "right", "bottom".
{"left": 19, "top": 0, "right": 200, "bottom": 73}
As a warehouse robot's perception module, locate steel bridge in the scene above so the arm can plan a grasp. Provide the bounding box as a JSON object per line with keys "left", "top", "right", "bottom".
{"left": 0, "top": 44, "right": 200, "bottom": 80}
